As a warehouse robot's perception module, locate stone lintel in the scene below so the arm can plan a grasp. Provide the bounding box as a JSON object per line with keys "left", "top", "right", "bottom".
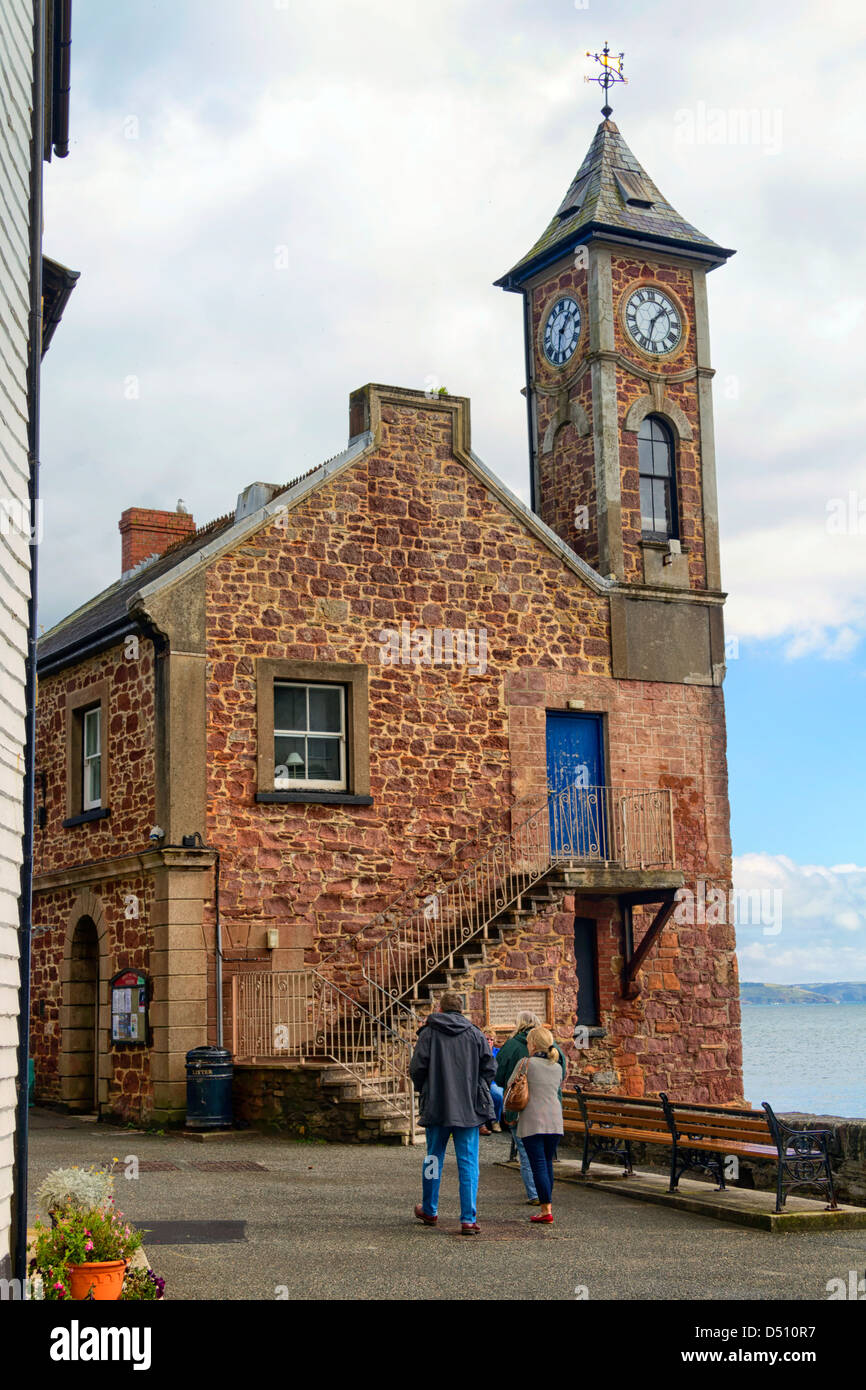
{"left": 550, "top": 868, "right": 684, "bottom": 893}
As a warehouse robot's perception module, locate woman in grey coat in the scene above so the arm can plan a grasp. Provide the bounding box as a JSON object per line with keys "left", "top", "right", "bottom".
{"left": 509, "top": 1026, "right": 565, "bottom": 1224}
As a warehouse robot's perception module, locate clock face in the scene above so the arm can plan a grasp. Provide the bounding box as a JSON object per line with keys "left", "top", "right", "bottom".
{"left": 543, "top": 296, "right": 581, "bottom": 366}
{"left": 624, "top": 287, "right": 682, "bottom": 355}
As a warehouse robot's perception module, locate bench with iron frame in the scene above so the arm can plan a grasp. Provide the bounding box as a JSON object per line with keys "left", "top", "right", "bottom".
{"left": 564, "top": 1088, "right": 671, "bottom": 1177}
{"left": 660, "top": 1094, "right": 838, "bottom": 1213}
{"left": 564, "top": 1086, "right": 838, "bottom": 1213}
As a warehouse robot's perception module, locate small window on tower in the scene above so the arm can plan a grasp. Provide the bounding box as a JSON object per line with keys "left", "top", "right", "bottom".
{"left": 638, "top": 415, "right": 678, "bottom": 542}
{"left": 614, "top": 170, "right": 654, "bottom": 209}
{"left": 556, "top": 174, "right": 590, "bottom": 219}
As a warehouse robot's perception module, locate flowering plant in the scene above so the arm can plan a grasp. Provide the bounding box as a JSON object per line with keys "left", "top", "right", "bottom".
{"left": 31, "top": 1201, "right": 142, "bottom": 1268}
{"left": 36, "top": 1165, "right": 114, "bottom": 1218}
{"left": 28, "top": 1262, "right": 72, "bottom": 1300}
{"left": 120, "top": 1267, "right": 165, "bottom": 1300}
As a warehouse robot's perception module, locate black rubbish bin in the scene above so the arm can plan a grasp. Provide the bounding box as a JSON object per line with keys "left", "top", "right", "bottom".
{"left": 185, "top": 1046, "right": 233, "bottom": 1130}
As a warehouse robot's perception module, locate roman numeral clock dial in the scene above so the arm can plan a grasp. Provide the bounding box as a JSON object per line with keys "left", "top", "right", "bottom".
{"left": 624, "top": 287, "right": 682, "bottom": 355}
{"left": 542, "top": 296, "right": 581, "bottom": 366}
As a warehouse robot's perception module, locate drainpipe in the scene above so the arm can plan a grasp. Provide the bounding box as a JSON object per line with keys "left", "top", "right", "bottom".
{"left": 214, "top": 851, "right": 223, "bottom": 1049}
{"left": 181, "top": 836, "right": 222, "bottom": 1048}
{"left": 522, "top": 288, "right": 538, "bottom": 514}
{"left": 13, "top": 0, "right": 46, "bottom": 1287}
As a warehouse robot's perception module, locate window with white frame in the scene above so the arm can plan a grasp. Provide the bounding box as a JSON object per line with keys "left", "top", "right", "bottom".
{"left": 638, "top": 414, "right": 678, "bottom": 542}
{"left": 82, "top": 705, "right": 102, "bottom": 810}
{"left": 273, "top": 682, "right": 347, "bottom": 790}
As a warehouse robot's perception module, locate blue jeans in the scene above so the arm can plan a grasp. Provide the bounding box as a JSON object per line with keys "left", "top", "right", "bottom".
{"left": 512, "top": 1131, "right": 538, "bottom": 1200}
{"left": 522, "top": 1133, "right": 560, "bottom": 1205}
{"left": 421, "top": 1125, "right": 480, "bottom": 1225}
{"left": 490, "top": 1082, "right": 504, "bottom": 1125}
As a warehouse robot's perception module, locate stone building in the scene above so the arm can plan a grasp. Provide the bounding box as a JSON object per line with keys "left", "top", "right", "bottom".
{"left": 31, "top": 110, "right": 744, "bottom": 1137}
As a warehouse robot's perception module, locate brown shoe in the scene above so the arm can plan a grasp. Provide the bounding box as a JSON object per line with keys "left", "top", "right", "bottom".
{"left": 461, "top": 1222, "right": 481, "bottom": 1235}
{"left": 414, "top": 1203, "right": 437, "bottom": 1226}
{"left": 479, "top": 1126, "right": 492, "bottom": 1136}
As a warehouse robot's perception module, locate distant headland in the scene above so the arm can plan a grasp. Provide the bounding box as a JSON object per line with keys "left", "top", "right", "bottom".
{"left": 741, "top": 981, "right": 866, "bottom": 1005}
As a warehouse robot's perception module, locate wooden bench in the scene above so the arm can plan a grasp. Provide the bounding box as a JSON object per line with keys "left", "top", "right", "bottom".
{"left": 561, "top": 1086, "right": 838, "bottom": 1212}
{"left": 563, "top": 1090, "right": 669, "bottom": 1179}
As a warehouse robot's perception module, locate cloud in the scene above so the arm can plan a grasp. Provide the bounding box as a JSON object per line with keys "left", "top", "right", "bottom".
{"left": 734, "top": 853, "right": 866, "bottom": 983}
{"left": 37, "top": 0, "right": 866, "bottom": 665}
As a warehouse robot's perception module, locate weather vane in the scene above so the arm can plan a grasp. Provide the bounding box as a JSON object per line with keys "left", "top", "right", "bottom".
{"left": 584, "top": 42, "right": 627, "bottom": 119}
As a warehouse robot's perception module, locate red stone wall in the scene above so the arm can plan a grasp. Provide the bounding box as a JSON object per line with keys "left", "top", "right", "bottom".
{"left": 609, "top": 253, "right": 707, "bottom": 589}
{"left": 204, "top": 398, "right": 612, "bottom": 983}
{"left": 204, "top": 393, "right": 742, "bottom": 1104}
{"left": 30, "top": 385, "right": 742, "bottom": 1117}
{"left": 528, "top": 251, "right": 709, "bottom": 591}
{"left": 34, "top": 642, "right": 157, "bottom": 876}
{"left": 528, "top": 269, "right": 599, "bottom": 566}
{"left": 31, "top": 873, "right": 155, "bottom": 1123}
{"left": 500, "top": 666, "right": 741, "bottom": 1103}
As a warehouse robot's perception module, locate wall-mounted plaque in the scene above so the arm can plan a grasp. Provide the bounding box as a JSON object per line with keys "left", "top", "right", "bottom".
{"left": 110, "top": 969, "right": 149, "bottom": 1045}
{"left": 485, "top": 985, "right": 552, "bottom": 1031}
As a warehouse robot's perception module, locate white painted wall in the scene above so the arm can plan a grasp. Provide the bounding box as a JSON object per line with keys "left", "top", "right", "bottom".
{"left": 0, "top": 0, "right": 34, "bottom": 1280}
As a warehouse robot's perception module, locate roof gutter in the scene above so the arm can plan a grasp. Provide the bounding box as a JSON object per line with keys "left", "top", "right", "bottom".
{"left": 50, "top": 0, "right": 71, "bottom": 157}
{"left": 41, "top": 256, "right": 79, "bottom": 354}
{"left": 37, "top": 617, "right": 144, "bottom": 678}
{"left": 496, "top": 222, "right": 736, "bottom": 292}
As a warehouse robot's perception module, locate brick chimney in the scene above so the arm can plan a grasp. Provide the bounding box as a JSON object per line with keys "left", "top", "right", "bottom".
{"left": 119, "top": 506, "right": 196, "bottom": 575}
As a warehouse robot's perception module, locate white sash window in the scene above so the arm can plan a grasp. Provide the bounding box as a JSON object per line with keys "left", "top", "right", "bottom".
{"left": 273, "top": 682, "right": 347, "bottom": 791}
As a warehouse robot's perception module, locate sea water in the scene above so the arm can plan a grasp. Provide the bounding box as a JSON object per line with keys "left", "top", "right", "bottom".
{"left": 740, "top": 1002, "right": 866, "bottom": 1118}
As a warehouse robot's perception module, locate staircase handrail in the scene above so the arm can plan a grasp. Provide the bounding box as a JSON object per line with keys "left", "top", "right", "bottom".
{"left": 359, "top": 784, "right": 675, "bottom": 1008}
{"left": 229, "top": 966, "right": 418, "bottom": 1139}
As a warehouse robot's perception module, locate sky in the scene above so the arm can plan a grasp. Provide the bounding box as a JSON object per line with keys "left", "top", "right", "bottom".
{"left": 38, "top": 0, "right": 866, "bottom": 982}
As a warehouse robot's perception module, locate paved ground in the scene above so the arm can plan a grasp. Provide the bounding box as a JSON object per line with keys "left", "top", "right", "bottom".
{"left": 26, "top": 1108, "right": 866, "bottom": 1301}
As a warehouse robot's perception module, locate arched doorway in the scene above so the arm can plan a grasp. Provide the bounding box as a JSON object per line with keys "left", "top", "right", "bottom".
{"left": 64, "top": 915, "right": 99, "bottom": 1111}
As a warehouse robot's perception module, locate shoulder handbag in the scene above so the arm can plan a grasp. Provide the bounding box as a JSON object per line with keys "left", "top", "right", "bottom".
{"left": 504, "top": 1057, "right": 530, "bottom": 1112}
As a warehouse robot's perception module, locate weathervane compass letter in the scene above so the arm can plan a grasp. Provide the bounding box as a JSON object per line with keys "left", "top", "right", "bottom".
{"left": 585, "top": 42, "right": 627, "bottom": 118}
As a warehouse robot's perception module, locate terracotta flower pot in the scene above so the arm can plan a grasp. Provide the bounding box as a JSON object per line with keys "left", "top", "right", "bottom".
{"left": 67, "top": 1259, "right": 127, "bottom": 1301}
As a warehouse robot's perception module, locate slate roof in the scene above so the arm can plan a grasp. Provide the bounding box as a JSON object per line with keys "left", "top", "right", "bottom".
{"left": 496, "top": 119, "right": 734, "bottom": 289}
{"left": 37, "top": 451, "right": 372, "bottom": 675}
{"left": 37, "top": 394, "right": 616, "bottom": 676}
{"left": 37, "top": 510, "right": 236, "bottom": 672}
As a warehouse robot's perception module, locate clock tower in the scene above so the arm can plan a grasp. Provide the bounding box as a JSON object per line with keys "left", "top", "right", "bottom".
{"left": 496, "top": 111, "right": 734, "bottom": 622}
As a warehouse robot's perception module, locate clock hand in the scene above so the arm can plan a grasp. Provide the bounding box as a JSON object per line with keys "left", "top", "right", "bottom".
{"left": 647, "top": 306, "right": 665, "bottom": 339}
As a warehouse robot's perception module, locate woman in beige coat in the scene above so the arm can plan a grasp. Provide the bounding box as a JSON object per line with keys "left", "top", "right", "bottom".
{"left": 508, "top": 1026, "right": 564, "bottom": 1224}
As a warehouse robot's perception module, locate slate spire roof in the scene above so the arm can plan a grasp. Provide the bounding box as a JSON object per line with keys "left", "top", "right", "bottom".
{"left": 496, "top": 118, "right": 734, "bottom": 290}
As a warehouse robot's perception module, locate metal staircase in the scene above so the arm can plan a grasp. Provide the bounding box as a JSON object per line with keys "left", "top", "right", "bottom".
{"left": 229, "top": 784, "right": 675, "bottom": 1141}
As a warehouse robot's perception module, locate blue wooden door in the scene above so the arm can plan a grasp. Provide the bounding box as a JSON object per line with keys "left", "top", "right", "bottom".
{"left": 545, "top": 713, "right": 607, "bottom": 858}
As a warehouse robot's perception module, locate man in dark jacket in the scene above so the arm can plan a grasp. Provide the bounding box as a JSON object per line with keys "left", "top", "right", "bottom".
{"left": 409, "top": 991, "right": 495, "bottom": 1234}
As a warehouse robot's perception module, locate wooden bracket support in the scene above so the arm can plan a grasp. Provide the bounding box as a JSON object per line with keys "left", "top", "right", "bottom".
{"left": 620, "top": 890, "right": 678, "bottom": 999}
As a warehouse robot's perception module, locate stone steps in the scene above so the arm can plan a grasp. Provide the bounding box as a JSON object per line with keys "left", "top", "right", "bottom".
{"left": 257, "top": 868, "right": 566, "bottom": 1141}
{"left": 315, "top": 1060, "right": 419, "bottom": 1142}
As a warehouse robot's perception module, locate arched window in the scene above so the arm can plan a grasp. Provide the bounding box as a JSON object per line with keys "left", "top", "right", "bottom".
{"left": 638, "top": 415, "right": 678, "bottom": 541}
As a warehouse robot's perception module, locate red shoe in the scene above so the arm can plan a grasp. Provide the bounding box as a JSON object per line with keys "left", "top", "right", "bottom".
{"left": 461, "top": 1222, "right": 481, "bottom": 1235}
{"left": 414, "top": 1203, "right": 437, "bottom": 1226}
{"left": 530, "top": 1212, "right": 553, "bottom": 1224}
